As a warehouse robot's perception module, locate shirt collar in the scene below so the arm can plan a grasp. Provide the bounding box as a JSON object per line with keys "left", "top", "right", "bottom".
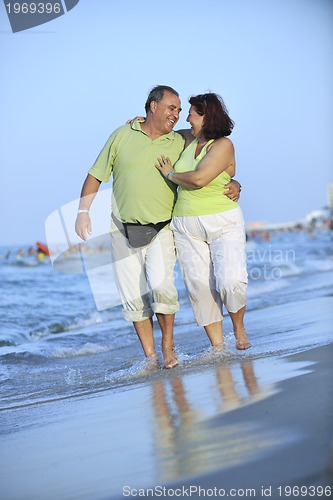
{"left": 131, "top": 120, "right": 175, "bottom": 140}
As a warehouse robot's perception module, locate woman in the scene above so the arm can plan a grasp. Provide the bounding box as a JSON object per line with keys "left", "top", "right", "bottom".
{"left": 155, "top": 93, "right": 251, "bottom": 352}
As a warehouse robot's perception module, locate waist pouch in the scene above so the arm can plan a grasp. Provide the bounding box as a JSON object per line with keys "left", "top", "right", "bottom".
{"left": 112, "top": 213, "right": 171, "bottom": 248}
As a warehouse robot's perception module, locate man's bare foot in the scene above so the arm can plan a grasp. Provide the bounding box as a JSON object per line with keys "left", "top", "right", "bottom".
{"left": 162, "top": 348, "right": 179, "bottom": 369}
{"left": 145, "top": 352, "right": 159, "bottom": 369}
{"left": 234, "top": 330, "right": 251, "bottom": 350}
{"left": 212, "top": 342, "right": 224, "bottom": 353}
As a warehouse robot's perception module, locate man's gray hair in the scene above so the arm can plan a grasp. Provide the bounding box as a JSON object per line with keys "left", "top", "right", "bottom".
{"left": 145, "top": 85, "right": 179, "bottom": 113}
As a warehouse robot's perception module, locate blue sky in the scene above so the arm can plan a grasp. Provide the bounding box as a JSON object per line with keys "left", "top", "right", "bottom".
{"left": 1, "top": 0, "right": 332, "bottom": 245}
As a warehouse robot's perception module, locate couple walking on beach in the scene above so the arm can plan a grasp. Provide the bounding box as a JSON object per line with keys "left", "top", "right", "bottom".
{"left": 75, "top": 85, "right": 251, "bottom": 368}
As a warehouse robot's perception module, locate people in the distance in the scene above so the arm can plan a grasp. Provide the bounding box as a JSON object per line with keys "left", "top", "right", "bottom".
{"left": 155, "top": 92, "right": 251, "bottom": 352}
{"left": 75, "top": 86, "right": 242, "bottom": 369}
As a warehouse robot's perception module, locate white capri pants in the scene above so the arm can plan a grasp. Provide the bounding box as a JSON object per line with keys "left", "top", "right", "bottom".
{"left": 171, "top": 207, "right": 248, "bottom": 327}
{"left": 110, "top": 226, "right": 179, "bottom": 322}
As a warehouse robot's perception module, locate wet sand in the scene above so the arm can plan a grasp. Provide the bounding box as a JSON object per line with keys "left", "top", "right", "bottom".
{"left": 1, "top": 341, "right": 332, "bottom": 500}
{"left": 142, "top": 345, "right": 333, "bottom": 500}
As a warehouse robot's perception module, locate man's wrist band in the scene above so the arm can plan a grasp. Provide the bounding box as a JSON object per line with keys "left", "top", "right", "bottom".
{"left": 166, "top": 171, "right": 175, "bottom": 180}
{"left": 77, "top": 209, "right": 90, "bottom": 214}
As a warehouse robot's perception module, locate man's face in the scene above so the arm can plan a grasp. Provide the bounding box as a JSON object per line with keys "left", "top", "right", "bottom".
{"left": 152, "top": 91, "right": 182, "bottom": 134}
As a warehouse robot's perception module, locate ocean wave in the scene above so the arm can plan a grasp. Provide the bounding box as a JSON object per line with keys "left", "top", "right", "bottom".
{"left": 28, "top": 308, "right": 122, "bottom": 342}
{"left": 0, "top": 335, "right": 134, "bottom": 360}
{"left": 247, "top": 256, "right": 333, "bottom": 284}
{"left": 247, "top": 278, "right": 290, "bottom": 297}
{"left": 48, "top": 342, "right": 114, "bottom": 358}
{"left": 302, "top": 258, "right": 333, "bottom": 273}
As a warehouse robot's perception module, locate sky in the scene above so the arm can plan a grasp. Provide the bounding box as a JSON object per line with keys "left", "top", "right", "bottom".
{"left": 1, "top": 0, "right": 332, "bottom": 246}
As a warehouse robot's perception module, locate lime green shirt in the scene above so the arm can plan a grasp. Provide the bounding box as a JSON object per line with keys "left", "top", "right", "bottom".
{"left": 89, "top": 121, "right": 185, "bottom": 224}
{"left": 172, "top": 139, "right": 238, "bottom": 216}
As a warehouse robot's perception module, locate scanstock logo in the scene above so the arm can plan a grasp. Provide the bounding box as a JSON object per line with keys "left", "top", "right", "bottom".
{"left": 3, "top": 0, "right": 80, "bottom": 33}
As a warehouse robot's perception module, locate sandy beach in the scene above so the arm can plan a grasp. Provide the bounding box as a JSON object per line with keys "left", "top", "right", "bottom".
{"left": 1, "top": 338, "right": 332, "bottom": 500}
{"left": 2, "top": 233, "right": 333, "bottom": 500}
{"left": 146, "top": 344, "right": 333, "bottom": 500}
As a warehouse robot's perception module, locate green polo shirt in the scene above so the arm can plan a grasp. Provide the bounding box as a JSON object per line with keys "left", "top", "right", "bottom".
{"left": 89, "top": 121, "right": 185, "bottom": 224}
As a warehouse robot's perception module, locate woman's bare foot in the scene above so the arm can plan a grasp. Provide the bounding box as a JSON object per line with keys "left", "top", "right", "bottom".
{"left": 234, "top": 330, "right": 251, "bottom": 350}
{"left": 162, "top": 348, "right": 179, "bottom": 369}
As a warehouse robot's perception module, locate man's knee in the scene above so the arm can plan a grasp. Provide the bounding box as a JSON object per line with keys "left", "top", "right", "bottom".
{"left": 122, "top": 294, "right": 152, "bottom": 322}
{"left": 151, "top": 283, "right": 179, "bottom": 315}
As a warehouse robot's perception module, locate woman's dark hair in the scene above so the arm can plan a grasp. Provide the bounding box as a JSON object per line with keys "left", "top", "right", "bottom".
{"left": 145, "top": 85, "right": 179, "bottom": 113}
{"left": 189, "top": 93, "right": 234, "bottom": 139}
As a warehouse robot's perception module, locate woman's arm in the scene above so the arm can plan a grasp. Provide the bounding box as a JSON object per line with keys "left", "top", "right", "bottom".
{"left": 155, "top": 137, "right": 235, "bottom": 188}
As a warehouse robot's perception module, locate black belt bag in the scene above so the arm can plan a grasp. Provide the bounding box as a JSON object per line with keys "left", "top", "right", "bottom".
{"left": 112, "top": 213, "right": 171, "bottom": 248}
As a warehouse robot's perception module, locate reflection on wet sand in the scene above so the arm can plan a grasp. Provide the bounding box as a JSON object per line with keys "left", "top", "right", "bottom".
{"left": 150, "top": 360, "right": 285, "bottom": 482}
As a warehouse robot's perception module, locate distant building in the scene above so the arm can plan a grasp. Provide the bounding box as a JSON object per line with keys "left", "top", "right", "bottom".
{"left": 327, "top": 184, "right": 333, "bottom": 211}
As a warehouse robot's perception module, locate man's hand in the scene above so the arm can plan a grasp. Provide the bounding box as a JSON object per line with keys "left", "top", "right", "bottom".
{"left": 75, "top": 213, "right": 92, "bottom": 241}
{"left": 224, "top": 179, "right": 242, "bottom": 202}
{"left": 74, "top": 174, "right": 101, "bottom": 240}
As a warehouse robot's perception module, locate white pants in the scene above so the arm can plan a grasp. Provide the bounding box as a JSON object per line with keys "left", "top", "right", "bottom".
{"left": 171, "top": 207, "right": 248, "bottom": 326}
{"left": 110, "top": 226, "right": 179, "bottom": 322}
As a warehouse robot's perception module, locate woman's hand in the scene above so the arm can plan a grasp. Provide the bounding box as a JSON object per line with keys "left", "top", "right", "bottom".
{"left": 126, "top": 116, "right": 145, "bottom": 126}
{"left": 155, "top": 155, "right": 175, "bottom": 178}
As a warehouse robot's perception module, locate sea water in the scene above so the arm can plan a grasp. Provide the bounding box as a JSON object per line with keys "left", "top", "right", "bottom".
{"left": 0, "top": 228, "right": 332, "bottom": 411}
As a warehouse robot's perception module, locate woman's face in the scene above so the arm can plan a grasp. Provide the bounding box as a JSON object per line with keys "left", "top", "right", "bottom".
{"left": 186, "top": 105, "right": 204, "bottom": 139}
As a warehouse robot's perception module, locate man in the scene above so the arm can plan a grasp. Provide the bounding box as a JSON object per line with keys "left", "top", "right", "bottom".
{"left": 75, "top": 85, "right": 240, "bottom": 368}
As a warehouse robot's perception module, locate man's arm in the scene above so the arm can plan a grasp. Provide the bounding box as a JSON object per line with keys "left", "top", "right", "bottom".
{"left": 224, "top": 179, "right": 241, "bottom": 202}
{"left": 175, "top": 129, "right": 195, "bottom": 147}
{"left": 75, "top": 174, "right": 102, "bottom": 241}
